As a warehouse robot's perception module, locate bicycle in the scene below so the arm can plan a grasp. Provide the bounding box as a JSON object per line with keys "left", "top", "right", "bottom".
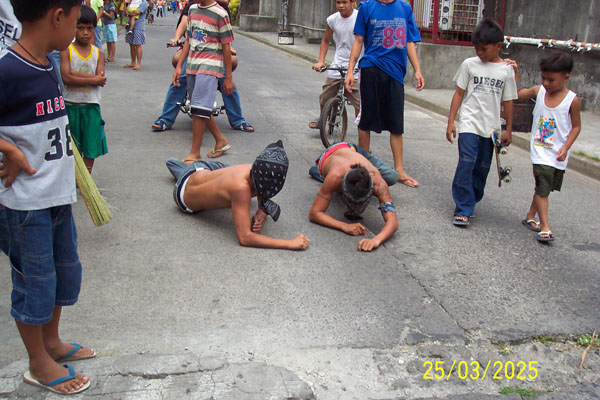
{"left": 318, "top": 65, "right": 352, "bottom": 148}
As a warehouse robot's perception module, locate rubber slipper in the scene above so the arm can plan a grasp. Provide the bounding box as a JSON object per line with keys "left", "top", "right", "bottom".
{"left": 453, "top": 216, "right": 470, "bottom": 226}
{"left": 522, "top": 219, "right": 541, "bottom": 232}
{"left": 151, "top": 120, "right": 171, "bottom": 132}
{"left": 537, "top": 231, "right": 555, "bottom": 242}
{"left": 207, "top": 144, "right": 231, "bottom": 158}
{"left": 123, "top": 63, "right": 134, "bottom": 68}
{"left": 234, "top": 122, "right": 254, "bottom": 132}
{"left": 308, "top": 118, "right": 320, "bottom": 129}
{"left": 399, "top": 176, "right": 419, "bottom": 188}
{"left": 55, "top": 343, "right": 97, "bottom": 362}
{"left": 23, "top": 364, "right": 90, "bottom": 395}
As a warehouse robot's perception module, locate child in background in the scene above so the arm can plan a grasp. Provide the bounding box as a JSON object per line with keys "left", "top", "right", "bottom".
{"left": 173, "top": 0, "right": 234, "bottom": 162}
{"left": 125, "top": 0, "right": 142, "bottom": 34}
{"left": 446, "top": 18, "right": 517, "bottom": 226}
{"left": 508, "top": 52, "right": 581, "bottom": 242}
{"left": 60, "top": 5, "right": 108, "bottom": 173}
{"left": 0, "top": 0, "right": 96, "bottom": 394}
{"left": 345, "top": 0, "right": 425, "bottom": 188}
{"left": 102, "top": 0, "right": 118, "bottom": 61}
{"left": 310, "top": 0, "right": 361, "bottom": 130}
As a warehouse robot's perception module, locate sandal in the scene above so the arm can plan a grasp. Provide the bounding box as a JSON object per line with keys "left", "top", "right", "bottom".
{"left": 233, "top": 122, "right": 254, "bottom": 133}
{"left": 207, "top": 144, "right": 231, "bottom": 158}
{"left": 453, "top": 216, "right": 470, "bottom": 226}
{"left": 521, "top": 219, "right": 541, "bottom": 232}
{"left": 536, "top": 231, "right": 555, "bottom": 242}
{"left": 151, "top": 120, "right": 171, "bottom": 132}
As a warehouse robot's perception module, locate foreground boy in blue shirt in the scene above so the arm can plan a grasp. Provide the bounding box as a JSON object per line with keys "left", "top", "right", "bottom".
{"left": 0, "top": 0, "right": 96, "bottom": 395}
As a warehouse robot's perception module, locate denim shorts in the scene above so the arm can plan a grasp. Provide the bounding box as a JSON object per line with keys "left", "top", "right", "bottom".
{"left": 0, "top": 204, "right": 82, "bottom": 325}
{"left": 187, "top": 74, "right": 218, "bottom": 118}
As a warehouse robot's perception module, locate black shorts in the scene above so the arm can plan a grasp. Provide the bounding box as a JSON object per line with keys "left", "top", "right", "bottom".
{"left": 358, "top": 66, "right": 405, "bottom": 134}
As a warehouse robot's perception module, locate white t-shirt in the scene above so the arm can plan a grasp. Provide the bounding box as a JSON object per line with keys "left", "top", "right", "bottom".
{"left": 0, "top": 2, "right": 21, "bottom": 51}
{"left": 454, "top": 57, "right": 517, "bottom": 137}
{"left": 327, "top": 10, "right": 360, "bottom": 80}
{"left": 530, "top": 86, "right": 576, "bottom": 170}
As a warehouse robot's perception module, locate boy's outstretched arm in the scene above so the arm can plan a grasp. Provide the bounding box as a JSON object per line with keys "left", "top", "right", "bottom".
{"left": 308, "top": 179, "right": 366, "bottom": 237}
{"left": 358, "top": 182, "right": 398, "bottom": 252}
{"left": 505, "top": 58, "right": 539, "bottom": 100}
{"left": 313, "top": 26, "right": 333, "bottom": 72}
{"left": 231, "top": 187, "right": 309, "bottom": 250}
{"left": 407, "top": 42, "right": 425, "bottom": 90}
{"left": 446, "top": 87, "right": 465, "bottom": 144}
{"left": 173, "top": 37, "right": 190, "bottom": 86}
{"left": 345, "top": 34, "right": 363, "bottom": 93}
{"left": 221, "top": 43, "right": 234, "bottom": 96}
{"left": 0, "top": 139, "right": 36, "bottom": 188}
{"left": 557, "top": 96, "right": 582, "bottom": 161}
{"left": 502, "top": 100, "right": 513, "bottom": 145}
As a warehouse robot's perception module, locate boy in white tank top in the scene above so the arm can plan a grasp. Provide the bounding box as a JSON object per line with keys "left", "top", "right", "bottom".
{"left": 59, "top": 5, "right": 107, "bottom": 173}
{"left": 507, "top": 52, "right": 582, "bottom": 242}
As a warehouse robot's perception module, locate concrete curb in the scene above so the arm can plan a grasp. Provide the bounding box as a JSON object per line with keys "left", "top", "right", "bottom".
{"left": 236, "top": 28, "right": 600, "bottom": 181}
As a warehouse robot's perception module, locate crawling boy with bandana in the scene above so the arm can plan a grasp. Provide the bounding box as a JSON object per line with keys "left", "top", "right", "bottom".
{"left": 166, "top": 141, "right": 310, "bottom": 250}
{"left": 308, "top": 142, "right": 399, "bottom": 252}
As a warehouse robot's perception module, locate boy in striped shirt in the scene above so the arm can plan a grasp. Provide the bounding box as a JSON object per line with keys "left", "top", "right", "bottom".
{"left": 173, "top": 0, "right": 234, "bottom": 162}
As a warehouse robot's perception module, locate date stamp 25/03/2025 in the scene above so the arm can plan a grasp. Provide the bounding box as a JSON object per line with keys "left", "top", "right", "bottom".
{"left": 423, "top": 360, "right": 538, "bottom": 381}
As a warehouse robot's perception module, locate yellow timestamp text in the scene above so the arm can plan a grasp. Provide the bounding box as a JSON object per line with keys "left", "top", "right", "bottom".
{"left": 423, "top": 360, "right": 538, "bottom": 381}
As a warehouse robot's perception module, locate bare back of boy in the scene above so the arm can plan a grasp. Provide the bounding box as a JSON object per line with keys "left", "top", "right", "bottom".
{"left": 183, "top": 164, "right": 253, "bottom": 211}
{"left": 320, "top": 147, "right": 383, "bottom": 184}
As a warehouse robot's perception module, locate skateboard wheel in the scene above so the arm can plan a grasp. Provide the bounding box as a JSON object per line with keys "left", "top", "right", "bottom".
{"left": 505, "top": 167, "right": 512, "bottom": 173}
{"left": 504, "top": 176, "right": 512, "bottom": 183}
{"left": 500, "top": 148, "right": 508, "bottom": 155}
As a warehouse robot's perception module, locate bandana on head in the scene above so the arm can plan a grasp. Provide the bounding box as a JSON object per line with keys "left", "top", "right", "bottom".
{"left": 250, "top": 140, "right": 289, "bottom": 221}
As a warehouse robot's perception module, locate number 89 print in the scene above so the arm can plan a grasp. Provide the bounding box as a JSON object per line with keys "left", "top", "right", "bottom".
{"left": 423, "top": 360, "right": 538, "bottom": 381}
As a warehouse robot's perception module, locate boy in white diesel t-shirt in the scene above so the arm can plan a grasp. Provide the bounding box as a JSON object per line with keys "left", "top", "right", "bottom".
{"left": 507, "top": 52, "right": 581, "bottom": 242}
{"left": 446, "top": 18, "right": 517, "bottom": 227}
{"left": 309, "top": 0, "right": 360, "bottom": 130}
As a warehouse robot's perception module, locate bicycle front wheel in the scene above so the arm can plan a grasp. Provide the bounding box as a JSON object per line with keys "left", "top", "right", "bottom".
{"left": 319, "top": 96, "right": 348, "bottom": 148}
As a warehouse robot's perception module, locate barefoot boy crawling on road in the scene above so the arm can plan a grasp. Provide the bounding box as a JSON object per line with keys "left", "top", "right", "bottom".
{"left": 166, "top": 141, "right": 310, "bottom": 250}
{"left": 308, "top": 142, "right": 399, "bottom": 252}
{"left": 0, "top": 0, "right": 96, "bottom": 395}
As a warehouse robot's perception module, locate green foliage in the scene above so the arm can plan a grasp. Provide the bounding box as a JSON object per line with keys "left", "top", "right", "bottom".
{"left": 499, "top": 386, "right": 538, "bottom": 397}
{"left": 578, "top": 334, "right": 600, "bottom": 348}
{"left": 229, "top": 0, "right": 240, "bottom": 24}
{"left": 533, "top": 335, "right": 553, "bottom": 344}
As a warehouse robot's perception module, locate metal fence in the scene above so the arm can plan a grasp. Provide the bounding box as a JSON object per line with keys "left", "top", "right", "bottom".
{"left": 409, "top": 0, "right": 506, "bottom": 45}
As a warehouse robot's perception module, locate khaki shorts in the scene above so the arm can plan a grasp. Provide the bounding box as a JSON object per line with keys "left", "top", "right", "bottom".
{"left": 319, "top": 77, "right": 360, "bottom": 113}
{"left": 533, "top": 164, "right": 565, "bottom": 197}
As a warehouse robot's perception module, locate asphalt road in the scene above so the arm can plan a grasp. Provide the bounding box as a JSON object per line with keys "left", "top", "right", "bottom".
{"left": 1, "top": 13, "right": 599, "bottom": 399}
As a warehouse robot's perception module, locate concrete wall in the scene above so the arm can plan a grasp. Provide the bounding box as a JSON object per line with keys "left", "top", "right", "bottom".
{"left": 275, "top": 0, "right": 336, "bottom": 41}
{"left": 239, "top": 0, "right": 336, "bottom": 42}
{"left": 504, "top": 0, "right": 599, "bottom": 43}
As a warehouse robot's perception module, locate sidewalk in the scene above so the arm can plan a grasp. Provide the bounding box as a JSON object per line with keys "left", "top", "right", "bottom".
{"left": 236, "top": 29, "right": 600, "bottom": 181}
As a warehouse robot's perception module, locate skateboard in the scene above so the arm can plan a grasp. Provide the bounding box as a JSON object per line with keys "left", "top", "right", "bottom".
{"left": 491, "top": 130, "right": 512, "bottom": 187}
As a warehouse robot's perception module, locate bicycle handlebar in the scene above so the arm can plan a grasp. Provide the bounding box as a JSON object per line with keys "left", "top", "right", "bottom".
{"left": 314, "top": 65, "right": 359, "bottom": 74}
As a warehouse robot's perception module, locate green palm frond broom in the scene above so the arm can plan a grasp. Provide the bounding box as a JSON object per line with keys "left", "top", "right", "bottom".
{"left": 72, "top": 143, "right": 112, "bottom": 226}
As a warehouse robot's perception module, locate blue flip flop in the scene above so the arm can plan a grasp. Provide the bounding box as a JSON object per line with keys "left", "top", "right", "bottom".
{"left": 234, "top": 122, "right": 255, "bottom": 132}
{"left": 55, "top": 342, "right": 97, "bottom": 362}
{"left": 453, "top": 216, "right": 470, "bottom": 226}
{"left": 151, "top": 120, "right": 171, "bottom": 132}
{"left": 23, "top": 364, "right": 91, "bottom": 395}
